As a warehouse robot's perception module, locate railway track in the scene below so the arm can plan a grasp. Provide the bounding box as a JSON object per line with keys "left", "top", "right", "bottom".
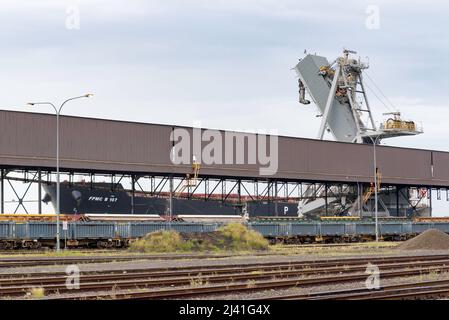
{"left": 45, "top": 266, "right": 449, "bottom": 300}
{"left": 0, "top": 249, "right": 127, "bottom": 256}
{"left": 3, "top": 257, "right": 448, "bottom": 285}
{"left": 273, "top": 242, "right": 394, "bottom": 248}
{"left": 0, "top": 252, "right": 447, "bottom": 276}
{"left": 2, "top": 253, "right": 449, "bottom": 300}
{"left": 4, "top": 257, "right": 449, "bottom": 297}
{"left": 268, "top": 278, "right": 449, "bottom": 300}
{"left": 0, "top": 249, "right": 402, "bottom": 268}
{"left": 0, "top": 253, "right": 252, "bottom": 268}
{"left": 1, "top": 252, "right": 448, "bottom": 269}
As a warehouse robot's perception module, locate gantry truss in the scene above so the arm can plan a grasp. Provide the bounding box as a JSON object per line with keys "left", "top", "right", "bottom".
{"left": 0, "top": 167, "right": 446, "bottom": 218}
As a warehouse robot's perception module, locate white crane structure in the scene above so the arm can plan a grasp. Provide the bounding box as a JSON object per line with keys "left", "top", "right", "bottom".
{"left": 295, "top": 49, "right": 422, "bottom": 143}
{"left": 293, "top": 49, "right": 426, "bottom": 218}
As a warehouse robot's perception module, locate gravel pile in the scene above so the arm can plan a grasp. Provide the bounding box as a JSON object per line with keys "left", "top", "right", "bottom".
{"left": 397, "top": 229, "right": 449, "bottom": 250}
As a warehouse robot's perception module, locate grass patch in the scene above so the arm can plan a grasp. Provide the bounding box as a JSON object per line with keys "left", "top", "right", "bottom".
{"left": 217, "top": 223, "right": 269, "bottom": 251}
{"left": 29, "top": 287, "right": 45, "bottom": 299}
{"left": 129, "top": 230, "right": 193, "bottom": 253}
{"left": 189, "top": 274, "right": 209, "bottom": 287}
{"left": 129, "top": 223, "right": 269, "bottom": 253}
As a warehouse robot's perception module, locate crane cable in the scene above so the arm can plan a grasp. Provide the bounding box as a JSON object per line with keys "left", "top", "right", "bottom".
{"left": 363, "top": 81, "right": 393, "bottom": 113}
{"left": 364, "top": 72, "right": 397, "bottom": 112}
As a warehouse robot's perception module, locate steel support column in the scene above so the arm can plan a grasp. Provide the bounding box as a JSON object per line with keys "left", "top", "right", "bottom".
{"left": 274, "top": 181, "right": 278, "bottom": 217}
{"left": 131, "top": 175, "right": 135, "bottom": 214}
{"left": 396, "top": 186, "right": 400, "bottom": 217}
{"left": 237, "top": 180, "right": 241, "bottom": 205}
{"left": 325, "top": 182, "right": 328, "bottom": 216}
{"left": 0, "top": 169, "right": 4, "bottom": 213}
{"left": 38, "top": 170, "right": 42, "bottom": 214}
{"left": 169, "top": 175, "right": 173, "bottom": 221}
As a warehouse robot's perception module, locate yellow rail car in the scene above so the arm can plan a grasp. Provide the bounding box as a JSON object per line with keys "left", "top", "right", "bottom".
{"left": 413, "top": 217, "right": 449, "bottom": 223}
{"left": 0, "top": 214, "right": 84, "bottom": 222}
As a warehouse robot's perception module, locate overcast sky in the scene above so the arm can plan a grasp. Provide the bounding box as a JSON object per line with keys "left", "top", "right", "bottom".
{"left": 1, "top": 0, "right": 448, "bottom": 214}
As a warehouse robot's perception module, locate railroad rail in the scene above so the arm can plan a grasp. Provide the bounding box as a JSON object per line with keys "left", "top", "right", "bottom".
{"left": 1, "top": 252, "right": 448, "bottom": 270}
{"left": 0, "top": 253, "right": 253, "bottom": 268}
{"left": 3, "top": 253, "right": 449, "bottom": 300}
{"left": 268, "top": 278, "right": 449, "bottom": 300}
{"left": 43, "top": 265, "right": 449, "bottom": 300}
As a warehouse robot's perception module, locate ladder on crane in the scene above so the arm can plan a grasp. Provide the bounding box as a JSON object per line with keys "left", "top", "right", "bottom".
{"left": 363, "top": 169, "right": 382, "bottom": 204}
{"left": 349, "top": 169, "right": 382, "bottom": 216}
{"left": 176, "top": 157, "right": 201, "bottom": 197}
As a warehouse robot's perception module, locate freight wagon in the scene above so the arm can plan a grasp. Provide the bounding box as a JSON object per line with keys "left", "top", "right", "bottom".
{"left": 0, "top": 221, "right": 448, "bottom": 249}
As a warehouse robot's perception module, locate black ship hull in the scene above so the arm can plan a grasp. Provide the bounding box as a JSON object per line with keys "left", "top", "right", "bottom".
{"left": 42, "top": 182, "right": 300, "bottom": 219}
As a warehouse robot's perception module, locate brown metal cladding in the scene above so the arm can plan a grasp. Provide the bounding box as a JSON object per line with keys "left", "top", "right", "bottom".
{"left": 170, "top": 127, "right": 262, "bottom": 177}
{"left": 433, "top": 151, "right": 449, "bottom": 182}
{"left": 0, "top": 111, "right": 174, "bottom": 174}
{"left": 0, "top": 110, "right": 448, "bottom": 187}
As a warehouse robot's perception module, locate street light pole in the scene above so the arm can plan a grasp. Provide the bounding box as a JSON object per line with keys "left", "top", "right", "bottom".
{"left": 28, "top": 94, "right": 93, "bottom": 252}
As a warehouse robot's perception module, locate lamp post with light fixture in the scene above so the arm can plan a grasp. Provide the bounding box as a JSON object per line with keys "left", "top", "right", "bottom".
{"left": 28, "top": 94, "right": 93, "bottom": 252}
